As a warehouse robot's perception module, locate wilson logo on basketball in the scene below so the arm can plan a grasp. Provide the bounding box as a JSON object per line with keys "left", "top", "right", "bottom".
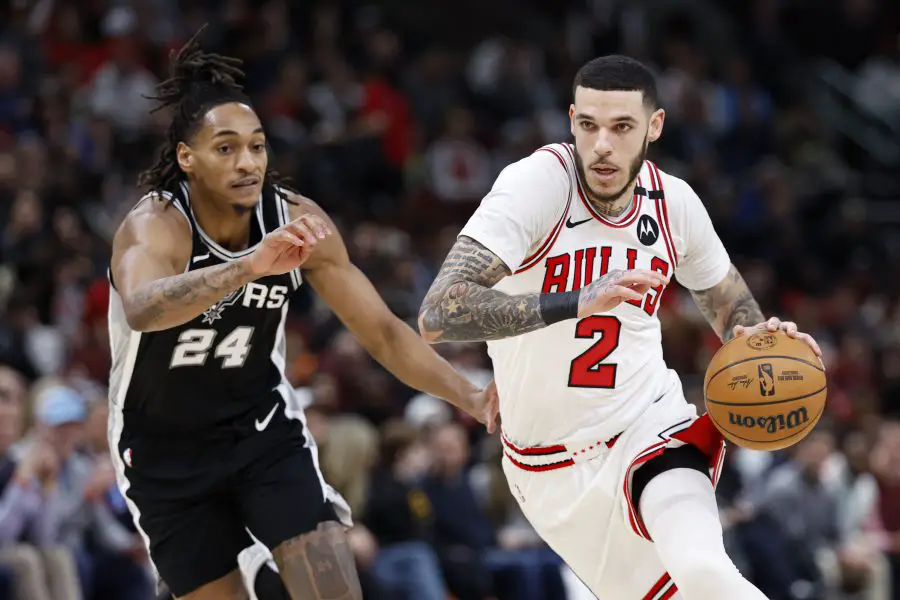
{"left": 727, "top": 407, "right": 810, "bottom": 434}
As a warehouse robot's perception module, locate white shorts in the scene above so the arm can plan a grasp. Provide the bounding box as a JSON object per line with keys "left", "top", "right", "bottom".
{"left": 501, "top": 381, "right": 726, "bottom": 600}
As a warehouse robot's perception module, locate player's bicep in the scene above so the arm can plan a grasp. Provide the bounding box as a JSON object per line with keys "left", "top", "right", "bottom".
{"left": 110, "top": 205, "right": 191, "bottom": 301}
{"left": 670, "top": 179, "right": 731, "bottom": 292}
{"left": 433, "top": 235, "right": 511, "bottom": 289}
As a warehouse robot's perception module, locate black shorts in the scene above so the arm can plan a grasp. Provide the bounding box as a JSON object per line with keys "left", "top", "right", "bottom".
{"left": 112, "top": 400, "right": 346, "bottom": 598}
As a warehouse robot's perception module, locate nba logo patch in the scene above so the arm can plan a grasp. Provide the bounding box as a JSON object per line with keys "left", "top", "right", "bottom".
{"left": 123, "top": 448, "right": 133, "bottom": 468}
{"left": 758, "top": 363, "right": 775, "bottom": 397}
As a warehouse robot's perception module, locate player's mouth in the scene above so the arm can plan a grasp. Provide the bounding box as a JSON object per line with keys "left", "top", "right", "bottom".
{"left": 230, "top": 176, "right": 261, "bottom": 189}
{"left": 589, "top": 164, "right": 619, "bottom": 184}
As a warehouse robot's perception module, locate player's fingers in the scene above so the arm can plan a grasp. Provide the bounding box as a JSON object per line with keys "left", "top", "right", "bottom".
{"left": 272, "top": 230, "right": 303, "bottom": 247}
{"left": 797, "top": 332, "right": 823, "bottom": 358}
{"left": 619, "top": 270, "right": 667, "bottom": 288}
{"left": 781, "top": 321, "right": 798, "bottom": 337}
{"left": 287, "top": 221, "right": 319, "bottom": 247}
{"left": 613, "top": 285, "right": 644, "bottom": 303}
{"left": 766, "top": 316, "right": 781, "bottom": 331}
{"left": 300, "top": 215, "right": 330, "bottom": 238}
{"left": 732, "top": 324, "right": 746, "bottom": 337}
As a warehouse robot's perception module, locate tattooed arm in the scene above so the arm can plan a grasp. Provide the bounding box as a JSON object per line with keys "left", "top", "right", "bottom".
{"left": 110, "top": 197, "right": 261, "bottom": 332}
{"left": 688, "top": 264, "right": 765, "bottom": 342}
{"left": 418, "top": 236, "right": 665, "bottom": 343}
{"left": 418, "top": 236, "right": 543, "bottom": 342}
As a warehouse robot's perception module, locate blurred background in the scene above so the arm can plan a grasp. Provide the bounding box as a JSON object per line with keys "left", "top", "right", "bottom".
{"left": 1, "top": 0, "right": 900, "bottom": 599}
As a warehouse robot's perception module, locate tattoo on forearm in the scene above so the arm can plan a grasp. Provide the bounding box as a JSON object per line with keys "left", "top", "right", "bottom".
{"left": 419, "top": 236, "right": 547, "bottom": 342}
{"left": 273, "top": 521, "right": 362, "bottom": 600}
{"left": 129, "top": 260, "right": 251, "bottom": 328}
{"left": 689, "top": 265, "right": 764, "bottom": 341}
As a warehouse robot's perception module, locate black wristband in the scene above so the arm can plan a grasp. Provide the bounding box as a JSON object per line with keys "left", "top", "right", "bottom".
{"left": 539, "top": 290, "right": 580, "bottom": 325}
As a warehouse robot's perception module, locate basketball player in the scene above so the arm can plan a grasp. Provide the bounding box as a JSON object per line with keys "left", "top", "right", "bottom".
{"left": 108, "top": 28, "right": 496, "bottom": 600}
{"left": 418, "top": 55, "right": 823, "bottom": 600}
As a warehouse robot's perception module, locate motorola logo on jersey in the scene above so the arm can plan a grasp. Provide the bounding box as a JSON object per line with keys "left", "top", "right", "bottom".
{"left": 636, "top": 215, "right": 659, "bottom": 246}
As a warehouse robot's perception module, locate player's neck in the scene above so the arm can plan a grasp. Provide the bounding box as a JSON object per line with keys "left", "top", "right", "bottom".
{"left": 584, "top": 180, "right": 637, "bottom": 220}
{"left": 190, "top": 189, "right": 254, "bottom": 252}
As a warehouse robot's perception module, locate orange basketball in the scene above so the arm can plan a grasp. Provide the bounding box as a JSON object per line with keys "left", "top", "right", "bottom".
{"left": 703, "top": 330, "right": 827, "bottom": 451}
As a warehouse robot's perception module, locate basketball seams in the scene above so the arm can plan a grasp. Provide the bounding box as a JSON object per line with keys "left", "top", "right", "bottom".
{"left": 705, "top": 384, "right": 827, "bottom": 407}
{"left": 705, "top": 353, "right": 824, "bottom": 388}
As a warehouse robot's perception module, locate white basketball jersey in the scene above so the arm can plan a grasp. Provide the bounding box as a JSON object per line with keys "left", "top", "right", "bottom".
{"left": 460, "top": 143, "right": 731, "bottom": 446}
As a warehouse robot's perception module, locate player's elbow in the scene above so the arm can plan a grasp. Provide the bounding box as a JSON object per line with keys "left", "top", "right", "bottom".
{"left": 416, "top": 307, "right": 442, "bottom": 344}
{"left": 121, "top": 300, "right": 161, "bottom": 333}
{"left": 123, "top": 310, "right": 152, "bottom": 333}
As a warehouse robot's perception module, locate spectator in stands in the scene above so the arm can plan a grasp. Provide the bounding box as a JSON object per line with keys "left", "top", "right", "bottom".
{"left": 10, "top": 385, "right": 153, "bottom": 600}
{"left": 364, "top": 420, "right": 448, "bottom": 600}
{"left": 422, "top": 421, "right": 496, "bottom": 600}
{"left": 0, "top": 366, "right": 81, "bottom": 600}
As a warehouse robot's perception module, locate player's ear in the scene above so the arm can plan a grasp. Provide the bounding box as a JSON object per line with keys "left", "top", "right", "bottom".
{"left": 569, "top": 105, "right": 576, "bottom": 136}
{"left": 176, "top": 141, "right": 194, "bottom": 174}
{"left": 647, "top": 108, "right": 665, "bottom": 143}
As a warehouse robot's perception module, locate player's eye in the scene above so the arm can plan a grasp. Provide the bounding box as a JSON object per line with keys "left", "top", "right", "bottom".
{"left": 217, "top": 145, "right": 231, "bottom": 154}
{"left": 615, "top": 123, "right": 633, "bottom": 133}
{"left": 252, "top": 143, "right": 266, "bottom": 152}
{"left": 579, "top": 121, "right": 595, "bottom": 131}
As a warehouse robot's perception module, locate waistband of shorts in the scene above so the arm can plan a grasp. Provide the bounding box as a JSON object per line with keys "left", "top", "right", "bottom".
{"left": 501, "top": 429, "right": 622, "bottom": 472}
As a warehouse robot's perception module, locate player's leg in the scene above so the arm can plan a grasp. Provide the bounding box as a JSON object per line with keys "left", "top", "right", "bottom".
{"left": 123, "top": 488, "right": 256, "bottom": 600}
{"left": 634, "top": 445, "right": 769, "bottom": 599}
{"left": 175, "top": 571, "right": 248, "bottom": 600}
{"left": 237, "top": 434, "right": 361, "bottom": 600}
{"left": 270, "top": 521, "right": 361, "bottom": 600}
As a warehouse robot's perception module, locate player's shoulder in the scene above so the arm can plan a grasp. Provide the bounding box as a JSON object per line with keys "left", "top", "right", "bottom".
{"left": 518, "top": 142, "right": 576, "bottom": 175}
{"left": 277, "top": 187, "right": 331, "bottom": 223}
{"left": 116, "top": 190, "right": 191, "bottom": 243}
{"left": 494, "top": 143, "right": 574, "bottom": 193}
{"left": 645, "top": 162, "right": 705, "bottom": 214}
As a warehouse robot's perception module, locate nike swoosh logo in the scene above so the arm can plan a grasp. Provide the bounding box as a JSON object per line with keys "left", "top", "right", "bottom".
{"left": 192, "top": 253, "right": 211, "bottom": 263}
{"left": 566, "top": 217, "right": 592, "bottom": 228}
{"left": 255, "top": 404, "right": 279, "bottom": 431}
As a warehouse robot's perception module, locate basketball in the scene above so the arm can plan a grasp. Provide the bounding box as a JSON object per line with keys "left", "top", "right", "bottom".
{"left": 703, "top": 330, "right": 827, "bottom": 451}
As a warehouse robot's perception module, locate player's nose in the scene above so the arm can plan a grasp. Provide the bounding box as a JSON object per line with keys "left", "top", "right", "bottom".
{"left": 234, "top": 148, "right": 260, "bottom": 173}
{"left": 593, "top": 129, "right": 614, "bottom": 155}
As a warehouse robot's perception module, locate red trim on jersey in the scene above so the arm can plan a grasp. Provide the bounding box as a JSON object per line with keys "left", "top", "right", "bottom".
{"left": 502, "top": 431, "right": 622, "bottom": 472}
{"left": 643, "top": 573, "right": 678, "bottom": 600}
{"left": 624, "top": 441, "right": 668, "bottom": 540}
{"left": 660, "top": 583, "right": 678, "bottom": 600}
{"left": 623, "top": 415, "right": 726, "bottom": 541}
{"left": 501, "top": 433, "right": 567, "bottom": 456}
{"left": 652, "top": 198, "right": 676, "bottom": 268}
{"left": 503, "top": 452, "right": 575, "bottom": 472}
{"left": 648, "top": 161, "right": 678, "bottom": 267}
{"left": 564, "top": 144, "right": 643, "bottom": 228}
{"left": 515, "top": 146, "right": 573, "bottom": 274}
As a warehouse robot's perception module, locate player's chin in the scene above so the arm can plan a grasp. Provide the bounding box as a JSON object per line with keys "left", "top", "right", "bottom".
{"left": 225, "top": 182, "right": 262, "bottom": 205}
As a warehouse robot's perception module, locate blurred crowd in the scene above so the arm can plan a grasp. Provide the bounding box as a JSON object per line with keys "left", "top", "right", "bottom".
{"left": 1, "top": 0, "right": 900, "bottom": 599}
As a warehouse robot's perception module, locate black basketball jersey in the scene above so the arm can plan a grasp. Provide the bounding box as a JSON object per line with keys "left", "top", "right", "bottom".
{"left": 108, "top": 182, "right": 302, "bottom": 433}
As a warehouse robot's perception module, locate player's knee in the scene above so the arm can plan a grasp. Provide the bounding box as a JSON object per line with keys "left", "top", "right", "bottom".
{"left": 665, "top": 547, "right": 740, "bottom": 596}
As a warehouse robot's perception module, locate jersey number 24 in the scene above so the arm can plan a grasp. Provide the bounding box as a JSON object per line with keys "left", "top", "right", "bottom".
{"left": 170, "top": 327, "right": 254, "bottom": 369}
{"left": 567, "top": 316, "right": 621, "bottom": 388}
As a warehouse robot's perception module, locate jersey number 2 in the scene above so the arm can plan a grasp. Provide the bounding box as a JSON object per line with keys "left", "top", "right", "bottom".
{"left": 170, "top": 327, "right": 254, "bottom": 369}
{"left": 567, "top": 316, "right": 621, "bottom": 388}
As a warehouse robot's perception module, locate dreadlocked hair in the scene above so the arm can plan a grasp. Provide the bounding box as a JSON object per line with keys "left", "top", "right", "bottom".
{"left": 137, "top": 24, "right": 296, "bottom": 199}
